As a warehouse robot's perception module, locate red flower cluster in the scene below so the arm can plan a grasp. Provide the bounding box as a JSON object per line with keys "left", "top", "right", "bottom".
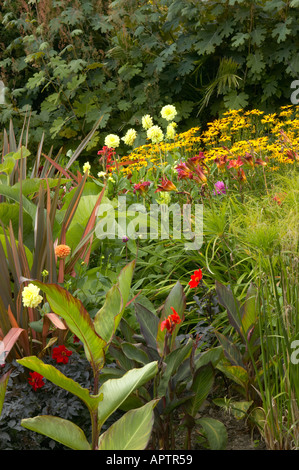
{"left": 188, "top": 269, "right": 203, "bottom": 288}
{"left": 52, "top": 345, "right": 72, "bottom": 364}
{"left": 97, "top": 146, "right": 115, "bottom": 172}
{"left": 28, "top": 372, "right": 45, "bottom": 391}
{"left": 160, "top": 307, "right": 181, "bottom": 334}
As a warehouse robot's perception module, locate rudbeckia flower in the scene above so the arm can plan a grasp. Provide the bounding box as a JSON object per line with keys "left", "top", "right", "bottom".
{"left": 188, "top": 269, "right": 203, "bottom": 288}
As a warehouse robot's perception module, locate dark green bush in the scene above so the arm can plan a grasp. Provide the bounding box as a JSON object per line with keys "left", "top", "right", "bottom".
{"left": 1, "top": 0, "right": 298, "bottom": 157}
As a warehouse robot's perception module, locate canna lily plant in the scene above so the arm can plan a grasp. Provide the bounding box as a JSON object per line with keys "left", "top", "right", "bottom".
{"left": 105, "top": 280, "right": 226, "bottom": 450}
{"left": 16, "top": 260, "right": 159, "bottom": 450}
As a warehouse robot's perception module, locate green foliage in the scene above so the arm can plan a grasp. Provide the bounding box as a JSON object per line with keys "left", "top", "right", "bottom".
{"left": 1, "top": 0, "right": 298, "bottom": 156}
{"left": 17, "top": 261, "right": 159, "bottom": 450}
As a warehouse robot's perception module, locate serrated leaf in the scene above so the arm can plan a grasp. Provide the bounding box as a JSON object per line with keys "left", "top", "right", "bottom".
{"left": 272, "top": 22, "right": 291, "bottom": 43}
{"left": 231, "top": 32, "right": 250, "bottom": 48}
{"left": 224, "top": 91, "right": 248, "bottom": 110}
{"left": 247, "top": 51, "right": 265, "bottom": 75}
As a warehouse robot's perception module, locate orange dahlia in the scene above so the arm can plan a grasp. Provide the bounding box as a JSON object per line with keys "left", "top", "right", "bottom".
{"left": 55, "top": 244, "right": 71, "bottom": 259}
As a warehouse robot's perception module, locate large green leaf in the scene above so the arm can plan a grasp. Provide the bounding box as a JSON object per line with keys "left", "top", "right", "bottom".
{"left": 240, "top": 283, "right": 258, "bottom": 336}
{"left": 30, "top": 281, "right": 106, "bottom": 371}
{"left": 215, "top": 281, "right": 242, "bottom": 337}
{"left": 98, "top": 400, "right": 158, "bottom": 450}
{"left": 21, "top": 415, "right": 91, "bottom": 450}
{"left": 197, "top": 417, "right": 227, "bottom": 450}
{"left": 97, "top": 361, "right": 158, "bottom": 427}
{"left": 17, "top": 356, "right": 101, "bottom": 412}
{"left": 93, "top": 260, "right": 135, "bottom": 345}
{"left": 135, "top": 302, "right": 160, "bottom": 357}
{"left": 0, "top": 370, "right": 11, "bottom": 417}
{"left": 157, "top": 339, "right": 193, "bottom": 397}
{"left": 0, "top": 185, "right": 36, "bottom": 221}
{"left": 185, "top": 363, "right": 214, "bottom": 417}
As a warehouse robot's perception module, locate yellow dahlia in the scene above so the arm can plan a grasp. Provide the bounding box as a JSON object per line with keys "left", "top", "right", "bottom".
{"left": 104, "top": 134, "right": 120, "bottom": 149}
{"left": 141, "top": 114, "right": 153, "bottom": 130}
{"left": 22, "top": 283, "right": 43, "bottom": 308}
{"left": 161, "top": 105, "right": 177, "bottom": 121}
{"left": 122, "top": 128, "right": 137, "bottom": 146}
{"left": 147, "top": 125, "right": 164, "bottom": 144}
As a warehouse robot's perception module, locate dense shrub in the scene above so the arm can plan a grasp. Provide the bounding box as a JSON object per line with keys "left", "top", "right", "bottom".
{"left": 1, "top": 0, "right": 299, "bottom": 158}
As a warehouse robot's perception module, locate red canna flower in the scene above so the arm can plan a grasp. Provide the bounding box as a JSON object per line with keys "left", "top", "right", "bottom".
{"left": 52, "top": 345, "right": 72, "bottom": 364}
{"left": 28, "top": 372, "right": 45, "bottom": 391}
{"left": 160, "top": 307, "right": 182, "bottom": 333}
{"left": 155, "top": 177, "right": 177, "bottom": 192}
{"left": 188, "top": 269, "right": 203, "bottom": 288}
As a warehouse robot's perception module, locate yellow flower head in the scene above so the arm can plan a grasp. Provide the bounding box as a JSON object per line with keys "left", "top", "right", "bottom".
{"left": 22, "top": 283, "right": 43, "bottom": 309}
{"left": 104, "top": 134, "right": 120, "bottom": 149}
{"left": 83, "top": 162, "right": 91, "bottom": 174}
{"left": 142, "top": 114, "right": 153, "bottom": 130}
{"left": 147, "top": 125, "right": 164, "bottom": 144}
{"left": 122, "top": 128, "right": 137, "bottom": 146}
{"left": 166, "top": 123, "right": 176, "bottom": 140}
{"left": 161, "top": 105, "right": 177, "bottom": 121}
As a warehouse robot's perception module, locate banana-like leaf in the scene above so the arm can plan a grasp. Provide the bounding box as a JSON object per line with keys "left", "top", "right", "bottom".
{"left": 240, "top": 283, "right": 258, "bottom": 336}
{"left": 26, "top": 281, "right": 106, "bottom": 372}
{"left": 17, "top": 355, "right": 102, "bottom": 411}
{"left": 98, "top": 400, "right": 158, "bottom": 450}
{"left": 185, "top": 363, "right": 215, "bottom": 417}
{"left": 98, "top": 361, "right": 158, "bottom": 427}
{"left": 157, "top": 339, "right": 193, "bottom": 397}
{"left": 93, "top": 260, "right": 135, "bottom": 346}
{"left": 197, "top": 417, "right": 227, "bottom": 450}
{"left": 21, "top": 415, "right": 91, "bottom": 450}
{"left": 215, "top": 281, "right": 242, "bottom": 337}
{"left": 0, "top": 370, "right": 11, "bottom": 417}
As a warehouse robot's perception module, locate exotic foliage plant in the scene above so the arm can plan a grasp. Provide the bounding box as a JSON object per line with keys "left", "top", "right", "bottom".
{"left": 15, "top": 261, "right": 159, "bottom": 451}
